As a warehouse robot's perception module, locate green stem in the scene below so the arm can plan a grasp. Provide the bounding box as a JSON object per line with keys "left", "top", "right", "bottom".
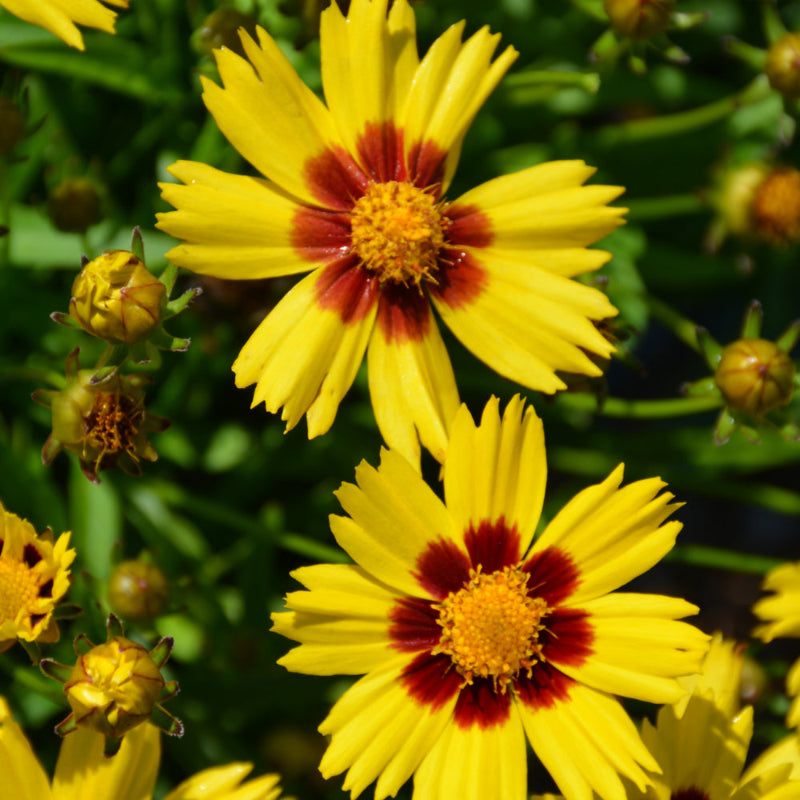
{"left": 595, "top": 76, "right": 773, "bottom": 146}
{"left": 0, "top": 158, "right": 9, "bottom": 267}
{"left": 626, "top": 193, "right": 706, "bottom": 221}
{"left": 503, "top": 70, "right": 601, "bottom": 94}
{"left": 0, "top": 365, "right": 66, "bottom": 389}
{"left": 647, "top": 295, "right": 703, "bottom": 354}
{"left": 667, "top": 543, "right": 781, "bottom": 576}
{"left": 556, "top": 393, "right": 723, "bottom": 419}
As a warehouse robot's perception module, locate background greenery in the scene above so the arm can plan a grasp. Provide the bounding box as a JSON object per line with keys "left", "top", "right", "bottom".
{"left": 2, "top": 0, "right": 800, "bottom": 796}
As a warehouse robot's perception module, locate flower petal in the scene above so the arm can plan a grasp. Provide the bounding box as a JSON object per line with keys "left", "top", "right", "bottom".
{"left": 331, "top": 448, "right": 459, "bottom": 597}
{"left": 533, "top": 465, "right": 684, "bottom": 604}
{"left": 520, "top": 684, "right": 656, "bottom": 800}
{"left": 53, "top": 723, "right": 160, "bottom": 800}
{"left": 319, "top": 657, "right": 456, "bottom": 800}
{"left": 157, "top": 161, "right": 311, "bottom": 280}
{"left": 0, "top": 697, "right": 51, "bottom": 800}
{"left": 202, "top": 27, "right": 341, "bottom": 206}
{"left": 233, "top": 266, "right": 377, "bottom": 437}
{"left": 164, "top": 764, "right": 282, "bottom": 800}
{"left": 444, "top": 396, "right": 545, "bottom": 551}
{"left": 413, "top": 701, "right": 527, "bottom": 800}
{"left": 367, "top": 297, "right": 460, "bottom": 467}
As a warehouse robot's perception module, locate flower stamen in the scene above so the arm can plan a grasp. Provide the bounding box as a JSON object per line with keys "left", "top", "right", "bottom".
{"left": 432, "top": 565, "right": 549, "bottom": 693}
{"left": 350, "top": 181, "right": 449, "bottom": 290}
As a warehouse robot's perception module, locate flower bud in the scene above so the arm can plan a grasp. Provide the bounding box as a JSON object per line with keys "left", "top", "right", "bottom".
{"left": 603, "top": 0, "right": 674, "bottom": 40}
{"left": 715, "top": 338, "right": 796, "bottom": 416}
{"left": 63, "top": 636, "right": 167, "bottom": 738}
{"left": 765, "top": 32, "right": 800, "bottom": 100}
{"left": 193, "top": 9, "right": 258, "bottom": 56}
{"left": 47, "top": 177, "right": 103, "bottom": 234}
{"left": 43, "top": 361, "right": 168, "bottom": 483}
{"left": 715, "top": 163, "right": 769, "bottom": 239}
{"left": 109, "top": 560, "right": 169, "bottom": 622}
{"left": 69, "top": 250, "right": 166, "bottom": 344}
{"left": 751, "top": 167, "right": 800, "bottom": 245}
{"left": 0, "top": 97, "right": 24, "bottom": 155}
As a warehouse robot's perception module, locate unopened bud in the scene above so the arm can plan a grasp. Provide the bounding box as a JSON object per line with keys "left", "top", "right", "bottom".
{"left": 715, "top": 338, "right": 796, "bottom": 416}
{"left": 69, "top": 250, "right": 166, "bottom": 344}
{"left": 194, "top": 9, "right": 258, "bottom": 56}
{"left": 603, "top": 0, "right": 674, "bottom": 40}
{"left": 0, "top": 97, "right": 24, "bottom": 155}
{"left": 109, "top": 560, "right": 169, "bottom": 622}
{"left": 47, "top": 177, "right": 103, "bottom": 234}
{"left": 765, "top": 32, "right": 800, "bottom": 100}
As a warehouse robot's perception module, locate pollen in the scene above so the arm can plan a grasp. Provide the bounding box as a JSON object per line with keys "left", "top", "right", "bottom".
{"left": 84, "top": 391, "right": 143, "bottom": 471}
{"left": 0, "top": 556, "right": 42, "bottom": 626}
{"left": 432, "top": 566, "right": 549, "bottom": 693}
{"left": 350, "top": 181, "right": 449, "bottom": 289}
{"left": 752, "top": 168, "right": 800, "bottom": 245}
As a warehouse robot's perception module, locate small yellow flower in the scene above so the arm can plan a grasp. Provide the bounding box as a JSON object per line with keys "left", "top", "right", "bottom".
{"left": 0, "top": 502, "right": 75, "bottom": 655}
{"left": 602, "top": 0, "right": 675, "bottom": 40}
{"left": 41, "top": 616, "right": 181, "bottom": 754}
{"left": 0, "top": 0, "right": 129, "bottom": 50}
{"left": 765, "top": 32, "right": 800, "bottom": 100}
{"left": 108, "top": 560, "right": 169, "bottom": 622}
{"left": 69, "top": 250, "right": 166, "bottom": 344}
{"left": 0, "top": 696, "right": 287, "bottom": 800}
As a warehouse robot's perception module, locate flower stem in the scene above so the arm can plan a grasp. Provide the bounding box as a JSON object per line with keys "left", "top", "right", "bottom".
{"left": 626, "top": 193, "right": 706, "bottom": 221}
{"left": 556, "top": 393, "right": 722, "bottom": 419}
{"left": 595, "top": 76, "right": 773, "bottom": 146}
{"left": 667, "top": 543, "right": 781, "bottom": 575}
{"left": 648, "top": 294, "right": 703, "bottom": 354}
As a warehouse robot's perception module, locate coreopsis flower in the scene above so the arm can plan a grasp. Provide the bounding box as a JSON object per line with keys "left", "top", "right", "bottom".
{"left": 0, "top": 0, "right": 128, "bottom": 50}
{"left": 0, "top": 502, "right": 75, "bottom": 655}
{"left": 0, "top": 697, "right": 287, "bottom": 800}
{"left": 41, "top": 615, "right": 181, "bottom": 755}
{"left": 271, "top": 395, "right": 709, "bottom": 800}
{"left": 34, "top": 349, "right": 169, "bottom": 483}
{"left": 68, "top": 250, "right": 166, "bottom": 344}
{"left": 157, "top": 0, "right": 625, "bottom": 467}
{"left": 753, "top": 560, "right": 800, "bottom": 728}
{"left": 532, "top": 635, "right": 800, "bottom": 800}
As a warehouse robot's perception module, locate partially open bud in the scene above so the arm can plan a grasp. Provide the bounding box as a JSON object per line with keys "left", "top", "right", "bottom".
{"left": 41, "top": 616, "right": 181, "bottom": 754}
{"left": 603, "top": 0, "right": 674, "bottom": 40}
{"left": 69, "top": 250, "right": 166, "bottom": 345}
{"left": 109, "top": 560, "right": 168, "bottom": 622}
{"left": 0, "top": 97, "right": 24, "bottom": 156}
{"left": 37, "top": 350, "right": 169, "bottom": 483}
{"left": 715, "top": 338, "right": 796, "bottom": 416}
{"left": 47, "top": 177, "right": 103, "bottom": 234}
{"left": 765, "top": 32, "right": 800, "bottom": 100}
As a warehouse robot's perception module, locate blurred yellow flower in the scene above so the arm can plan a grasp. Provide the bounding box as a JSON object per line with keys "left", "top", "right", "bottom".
{"left": 0, "top": 697, "right": 287, "bottom": 800}
{"left": 158, "top": 0, "right": 624, "bottom": 468}
{"left": 0, "top": 0, "right": 128, "bottom": 50}
{"left": 0, "top": 501, "right": 74, "bottom": 654}
{"left": 272, "top": 396, "right": 708, "bottom": 800}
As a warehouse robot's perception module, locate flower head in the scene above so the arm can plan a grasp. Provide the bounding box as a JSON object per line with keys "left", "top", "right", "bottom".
{"left": 753, "top": 560, "right": 800, "bottom": 728}
{"left": 0, "top": 0, "right": 129, "bottom": 50}
{"left": 41, "top": 615, "right": 182, "bottom": 754}
{"left": 69, "top": 250, "right": 166, "bottom": 344}
{"left": 157, "top": 0, "right": 625, "bottom": 467}
{"left": 0, "top": 502, "right": 75, "bottom": 654}
{"left": 0, "top": 696, "right": 287, "bottom": 800}
{"left": 271, "top": 395, "right": 708, "bottom": 800}
{"left": 36, "top": 349, "right": 169, "bottom": 483}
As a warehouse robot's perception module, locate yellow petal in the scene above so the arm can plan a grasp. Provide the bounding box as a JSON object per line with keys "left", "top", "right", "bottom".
{"left": 413, "top": 702, "right": 527, "bottom": 800}
{"left": 53, "top": 723, "right": 160, "bottom": 800}
{"left": 444, "top": 396, "right": 545, "bottom": 552}
{"left": 164, "top": 763, "right": 282, "bottom": 800}
{"left": 203, "top": 30, "right": 341, "bottom": 206}
{"left": 367, "top": 300, "right": 460, "bottom": 467}
{"left": 331, "top": 448, "right": 459, "bottom": 597}
{"left": 0, "top": 697, "right": 51, "bottom": 800}
{"left": 157, "top": 162, "right": 310, "bottom": 280}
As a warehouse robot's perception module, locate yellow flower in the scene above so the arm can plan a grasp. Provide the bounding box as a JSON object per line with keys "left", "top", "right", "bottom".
{"left": 0, "top": 0, "right": 129, "bottom": 50}
{"left": 271, "top": 396, "right": 708, "bottom": 800}
{"left": 157, "top": 0, "right": 624, "bottom": 467}
{"left": 532, "top": 635, "right": 800, "bottom": 800}
{"left": 0, "top": 501, "right": 75, "bottom": 654}
{"left": 753, "top": 560, "right": 800, "bottom": 728}
{"left": 69, "top": 250, "right": 166, "bottom": 345}
{"left": 0, "top": 697, "right": 288, "bottom": 800}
